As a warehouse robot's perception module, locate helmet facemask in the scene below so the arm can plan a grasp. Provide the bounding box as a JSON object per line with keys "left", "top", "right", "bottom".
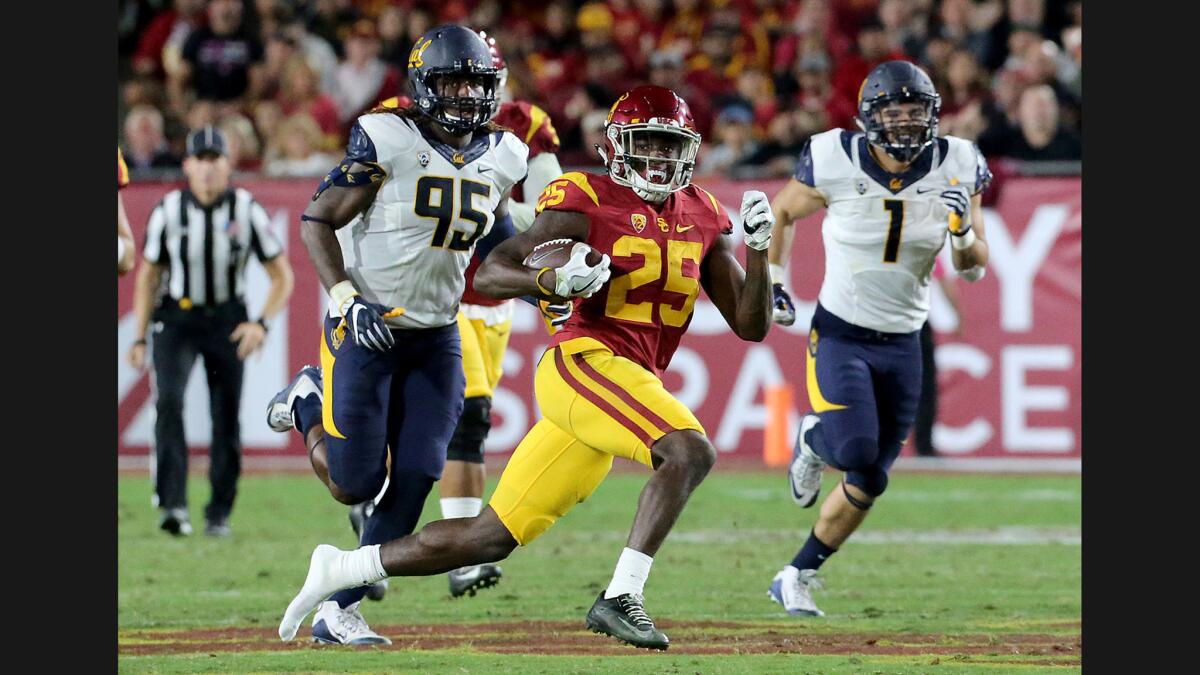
{"left": 420, "top": 70, "right": 500, "bottom": 136}
{"left": 858, "top": 94, "right": 940, "bottom": 163}
{"left": 606, "top": 124, "right": 700, "bottom": 203}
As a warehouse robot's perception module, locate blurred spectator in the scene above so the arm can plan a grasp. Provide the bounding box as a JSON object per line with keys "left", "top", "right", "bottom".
{"left": 332, "top": 20, "right": 403, "bottom": 124}
{"left": 281, "top": 12, "right": 340, "bottom": 95}
{"left": 527, "top": 1, "right": 583, "bottom": 95}
{"left": 307, "top": 0, "right": 362, "bottom": 59}
{"left": 219, "top": 113, "right": 263, "bottom": 172}
{"left": 131, "top": 0, "right": 206, "bottom": 79}
{"left": 697, "top": 105, "right": 759, "bottom": 177}
{"left": 878, "top": 0, "right": 927, "bottom": 59}
{"left": 123, "top": 105, "right": 181, "bottom": 171}
{"left": 577, "top": 109, "right": 610, "bottom": 166}
{"left": 781, "top": 52, "right": 855, "bottom": 131}
{"left": 252, "top": 100, "right": 285, "bottom": 151}
{"left": 378, "top": 5, "right": 411, "bottom": 68}
{"left": 978, "top": 84, "right": 1080, "bottom": 161}
{"left": 830, "top": 21, "right": 907, "bottom": 116}
{"left": 276, "top": 56, "right": 342, "bottom": 148}
{"left": 174, "top": 0, "right": 264, "bottom": 107}
{"left": 260, "top": 32, "right": 300, "bottom": 102}
{"left": 1060, "top": 25, "right": 1081, "bottom": 102}
{"left": 940, "top": 49, "right": 989, "bottom": 118}
{"left": 647, "top": 49, "right": 713, "bottom": 138}
{"left": 659, "top": 0, "right": 707, "bottom": 55}
{"left": 264, "top": 114, "right": 340, "bottom": 177}
{"left": 733, "top": 69, "right": 779, "bottom": 130}
{"left": 470, "top": 0, "right": 504, "bottom": 35}
{"left": 934, "top": 0, "right": 994, "bottom": 66}
{"left": 736, "top": 112, "right": 806, "bottom": 179}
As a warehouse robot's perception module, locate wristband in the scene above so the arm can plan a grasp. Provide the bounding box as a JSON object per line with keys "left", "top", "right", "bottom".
{"left": 329, "top": 280, "right": 360, "bottom": 316}
{"left": 256, "top": 317, "right": 269, "bottom": 333}
{"left": 534, "top": 267, "right": 555, "bottom": 296}
{"left": 950, "top": 227, "right": 977, "bottom": 250}
{"left": 134, "top": 338, "right": 147, "bottom": 346}
{"left": 769, "top": 263, "right": 786, "bottom": 286}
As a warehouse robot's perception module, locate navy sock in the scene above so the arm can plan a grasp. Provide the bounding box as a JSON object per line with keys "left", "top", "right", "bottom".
{"left": 292, "top": 394, "right": 322, "bottom": 438}
{"left": 330, "top": 469, "right": 435, "bottom": 609}
{"left": 791, "top": 529, "right": 837, "bottom": 571}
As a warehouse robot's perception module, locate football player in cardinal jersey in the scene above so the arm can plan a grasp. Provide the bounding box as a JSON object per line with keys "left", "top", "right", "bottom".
{"left": 765, "top": 61, "right": 992, "bottom": 618}
{"left": 277, "top": 85, "right": 776, "bottom": 650}
{"left": 267, "top": 25, "right": 528, "bottom": 645}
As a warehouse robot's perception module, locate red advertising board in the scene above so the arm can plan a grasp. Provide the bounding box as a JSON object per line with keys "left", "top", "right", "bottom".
{"left": 117, "top": 176, "right": 1080, "bottom": 464}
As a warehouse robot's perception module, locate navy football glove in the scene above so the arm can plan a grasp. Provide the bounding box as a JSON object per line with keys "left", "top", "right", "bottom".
{"left": 345, "top": 296, "right": 402, "bottom": 353}
{"left": 772, "top": 283, "right": 796, "bottom": 326}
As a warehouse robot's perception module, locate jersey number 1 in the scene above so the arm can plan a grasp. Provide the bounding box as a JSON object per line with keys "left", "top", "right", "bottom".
{"left": 882, "top": 199, "right": 903, "bottom": 263}
{"left": 415, "top": 176, "right": 491, "bottom": 251}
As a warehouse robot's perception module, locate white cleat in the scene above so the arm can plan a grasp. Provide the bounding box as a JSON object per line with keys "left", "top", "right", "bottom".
{"left": 788, "top": 413, "right": 825, "bottom": 507}
{"left": 310, "top": 600, "right": 392, "bottom": 645}
{"left": 767, "top": 566, "right": 825, "bottom": 617}
{"left": 266, "top": 366, "right": 322, "bottom": 433}
{"left": 279, "top": 544, "right": 359, "bottom": 641}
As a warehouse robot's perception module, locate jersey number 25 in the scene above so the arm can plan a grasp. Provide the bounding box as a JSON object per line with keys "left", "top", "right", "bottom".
{"left": 605, "top": 235, "right": 702, "bottom": 328}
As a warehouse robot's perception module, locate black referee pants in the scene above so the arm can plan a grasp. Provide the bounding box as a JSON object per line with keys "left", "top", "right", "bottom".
{"left": 151, "top": 302, "right": 246, "bottom": 523}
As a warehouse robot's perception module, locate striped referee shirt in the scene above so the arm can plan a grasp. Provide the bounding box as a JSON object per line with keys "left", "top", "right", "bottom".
{"left": 143, "top": 188, "right": 283, "bottom": 307}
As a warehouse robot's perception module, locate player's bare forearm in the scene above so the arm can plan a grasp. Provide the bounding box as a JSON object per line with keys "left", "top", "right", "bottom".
{"left": 475, "top": 209, "right": 589, "bottom": 301}
{"left": 132, "top": 263, "right": 165, "bottom": 340}
{"left": 118, "top": 194, "right": 136, "bottom": 275}
{"left": 702, "top": 236, "right": 771, "bottom": 341}
{"left": 259, "top": 255, "right": 295, "bottom": 322}
{"left": 768, "top": 179, "right": 825, "bottom": 269}
{"left": 300, "top": 167, "right": 381, "bottom": 291}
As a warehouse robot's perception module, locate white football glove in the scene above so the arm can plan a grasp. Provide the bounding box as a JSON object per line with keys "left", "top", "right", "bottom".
{"left": 553, "top": 244, "right": 611, "bottom": 298}
{"left": 740, "top": 190, "right": 775, "bottom": 251}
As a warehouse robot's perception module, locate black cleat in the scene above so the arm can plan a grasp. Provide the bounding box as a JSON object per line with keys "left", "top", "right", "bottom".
{"left": 348, "top": 502, "right": 388, "bottom": 601}
{"left": 159, "top": 508, "right": 192, "bottom": 537}
{"left": 448, "top": 564, "right": 503, "bottom": 598}
{"left": 585, "top": 592, "right": 669, "bottom": 650}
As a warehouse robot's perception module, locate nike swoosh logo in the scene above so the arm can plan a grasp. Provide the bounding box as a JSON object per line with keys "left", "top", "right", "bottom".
{"left": 478, "top": 167, "right": 492, "bottom": 173}
{"left": 915, "top": 187, "right": 936, "bottom": 194}
{"left": 527, "top": 250, "right": 558, "bottom": 266}
{"left": 676, "top": 223, "right": 695, "bottom": 233}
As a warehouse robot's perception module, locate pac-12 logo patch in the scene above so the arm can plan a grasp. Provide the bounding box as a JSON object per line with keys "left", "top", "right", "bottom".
{"left": 418, "top": 151, "right": 430, "bottom": 167}
{"left": 631, "top": 213, "right": 646, "bottom": 233}
{"left": 855, "top": 180, "right": 867, "bottom": 195}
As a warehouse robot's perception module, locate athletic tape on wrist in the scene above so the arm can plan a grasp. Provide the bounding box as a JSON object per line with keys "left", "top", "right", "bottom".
{"left": 950, "top": 227, "right": 977, "bottom": 250}
{"left": 329, "top": 280, "right": 360, "bottom": 317}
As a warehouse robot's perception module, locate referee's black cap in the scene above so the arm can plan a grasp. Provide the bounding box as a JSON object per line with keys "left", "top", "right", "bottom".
{"left": 186, "top": 125, "right": 227, "bottom": 158}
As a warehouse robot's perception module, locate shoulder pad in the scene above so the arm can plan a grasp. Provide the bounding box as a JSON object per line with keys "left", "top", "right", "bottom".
{"left": 536, "top": 172, "right": 601, "bottom": 214}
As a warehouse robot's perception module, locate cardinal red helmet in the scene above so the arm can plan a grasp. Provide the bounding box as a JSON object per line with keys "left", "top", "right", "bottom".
{"left": 477, "top": 30, "right": 508, "bottom": 94}
{"left": 599, "top": 85, "right": 701, "bottom": 201}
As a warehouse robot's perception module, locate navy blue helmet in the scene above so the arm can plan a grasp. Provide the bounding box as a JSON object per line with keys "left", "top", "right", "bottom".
{"left": 856, "top": 60, "right": 941, "bottom": 163}
{"left": 406, "top": 25, "right": 500, "bottom": 136}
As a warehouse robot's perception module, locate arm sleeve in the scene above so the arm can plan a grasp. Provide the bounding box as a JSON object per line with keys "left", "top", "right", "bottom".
{"left": 474, "top": 213, "right": 515, "bottom": 262}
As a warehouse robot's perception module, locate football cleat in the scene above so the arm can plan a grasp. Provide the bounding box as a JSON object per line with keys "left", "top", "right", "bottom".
{"left": 348, "top": 502, "right": 388, "bottom": 601}
{"left": 159, "top": 507, "right": 192, "bottom": 537}
{"left": 204, "top": 517, "right": 232, "bottom": 538}
{"left": 448, "top": 563, "right": 503, "bottom": 598}
{"left": 585, "top": 592, "right": 669, "bottom": 650}
{"left": 789, "top": 413, "right": 825, "bottom": 507}
{"left": 768, "top": 566, "right": 825, "bottom": 617}
{"left": 266, "top": 365, "right": 322, "bottom": 433}
{"left": 311, "top": 600, "right": 392, "bottom": 645}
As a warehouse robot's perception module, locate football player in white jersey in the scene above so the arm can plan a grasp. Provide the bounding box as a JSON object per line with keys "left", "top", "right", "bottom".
{"left": 264, "top": 25, "right": 529, "bottom": 645}
{"left": 764, "top": 61, "right": 992, "bottom": 617}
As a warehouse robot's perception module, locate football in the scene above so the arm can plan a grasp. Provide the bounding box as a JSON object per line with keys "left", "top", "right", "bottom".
{"left": 522, "top": 238, "right": 602, "bottom": 270}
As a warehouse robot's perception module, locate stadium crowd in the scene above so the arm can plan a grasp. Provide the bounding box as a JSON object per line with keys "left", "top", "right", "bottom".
{"left": 118, "top": 0, "right": 1081, "bottom": 179}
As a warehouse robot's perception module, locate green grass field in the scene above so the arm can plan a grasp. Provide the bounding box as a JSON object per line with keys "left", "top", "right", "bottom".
{"left": 118, "top": 468, "right": 1080, "bottom": 673}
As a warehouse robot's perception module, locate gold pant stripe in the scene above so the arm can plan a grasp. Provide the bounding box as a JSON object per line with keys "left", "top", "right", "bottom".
{"left": 806, "top": 329, "right": 848, "bottom": 413}
{"left": 560, "top": 349, "right": 665, "bottom": 442}
{"left": 319, "top": 326, "right": 347, "bottom": 439}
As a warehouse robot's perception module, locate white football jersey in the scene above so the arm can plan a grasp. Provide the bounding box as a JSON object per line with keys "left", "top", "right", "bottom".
{"left": 332, "top": 112, "right": 529, "bottom": 328}
{"left": 801, "top": 129, "right": 990, "bottom": 333}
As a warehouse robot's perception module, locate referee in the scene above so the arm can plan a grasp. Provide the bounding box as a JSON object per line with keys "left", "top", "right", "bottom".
{"left": 126, "top": 126, "right": 294, "bottom": 537}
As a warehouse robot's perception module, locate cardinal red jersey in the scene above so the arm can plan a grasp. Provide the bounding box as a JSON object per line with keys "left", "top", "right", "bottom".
{"left": 118, "top": 147, "right": 129, "bottom": 190}
{"left": 537, "top": 172, "right": 733, "bottom": 375}
{"left": 462, "top": 100, "right": 561, "bottom": 307}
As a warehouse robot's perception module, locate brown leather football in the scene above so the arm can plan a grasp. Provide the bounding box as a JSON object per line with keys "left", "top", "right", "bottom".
{"left": 522, "top": 239, "right": 602, "bottom": 269}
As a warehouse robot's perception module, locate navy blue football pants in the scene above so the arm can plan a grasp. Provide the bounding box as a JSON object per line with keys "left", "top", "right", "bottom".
{"left": 805, "top": 304, "right": 922, "bottom": 498}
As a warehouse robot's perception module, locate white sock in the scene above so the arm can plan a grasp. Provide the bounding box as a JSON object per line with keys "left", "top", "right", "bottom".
{"left": 440, "top": 497, "right": 482, "bottom": 520}
{"left": 339, "top": 544, "right": 387, "bottom": 586}
{"left": 604, "top": 547, "right": 653, "bottom": 599}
